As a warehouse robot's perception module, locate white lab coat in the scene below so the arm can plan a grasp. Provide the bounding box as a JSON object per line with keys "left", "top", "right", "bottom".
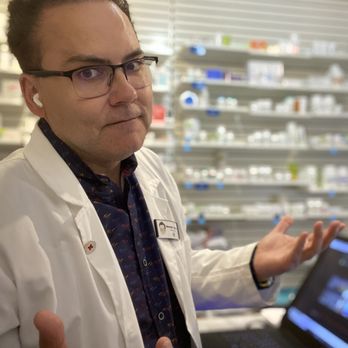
{"left": 0, "top": 124, "right": 278, "bottom": 348}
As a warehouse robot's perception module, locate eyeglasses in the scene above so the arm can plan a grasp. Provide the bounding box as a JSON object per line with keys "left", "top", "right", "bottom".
{"left": 25, "top": 56, "right": 158, "bottom": 99}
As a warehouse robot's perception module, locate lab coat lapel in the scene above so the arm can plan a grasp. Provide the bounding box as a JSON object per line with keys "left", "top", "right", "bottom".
{"left": 24, "top": 124, "right": 87, "bottom": 206}
{"left": 135, "top": 166, "right": 182, "bottom": 286}
{"left": 24, "top": 125, "right": 144, "bottom": 347}
{"left": 74, "top": 207, "right": 144, "bottom": 348}
{"left": 135, "top": 155, "right": 201, "bottom": 348}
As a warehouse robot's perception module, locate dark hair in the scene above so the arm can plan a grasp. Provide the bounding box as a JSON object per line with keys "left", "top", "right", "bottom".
{"left": 7, "top": 0, "right": 134, "bottom": 71}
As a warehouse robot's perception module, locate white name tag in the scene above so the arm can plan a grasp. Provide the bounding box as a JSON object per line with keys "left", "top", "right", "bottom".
{"left": 154, "top": 219, "right": 180, "bottom": 240}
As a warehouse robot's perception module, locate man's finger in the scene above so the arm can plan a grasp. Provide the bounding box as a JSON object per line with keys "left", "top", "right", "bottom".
{"left": 155, "top": 336, "right": 173, "bottom": 348}
{"left": 273, "top": 215, "right": 293, "bottom": 234}
{"left": 34, "top": 310, "right": 67, "bottom": 348}
{"left": 304, "top": 221, "right": 323, "bottom": 258}
{"left": 289, "top": 231, "right": 308, "bottom": 267}
{"left": 321, "top": 221, "right": 344, "bottom": 250}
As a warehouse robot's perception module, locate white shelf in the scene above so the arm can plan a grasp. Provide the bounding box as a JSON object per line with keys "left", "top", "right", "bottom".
{"left": 187, "top": 212, "right": 348, "bottom": 223}
{"left": 308, "top": 187, "right": 348, "bottom": 194}
{"left": 181, "top": 179, "right": 308, "bottom": 188}
{"left": 181, "top": 141, "right": 348, "bottom": 152}
{"left": 0, "top": 98, "right": 23, "bottom": 107}
{"left": 249, "top": 111, "right": 348, "bottom": 120}
{"left": 180, "top": 78, "right": 348, "bottom": 95}
{"left": 179, "top": 45, "right": 348, "bottom": 68}
{"left": 0, "top": 139, "right": 22, "bottom": 146}
{"left": 180, "top": 105, "right": 348, "bottom": 121}
{"left": 153, "top": 85, "right": 170, "bottom": 93}
{"left": 310, "top": 144, "right": 348, "bottom": 152}
{"left": 307, "top": 212, "right": 348, "bottom": 219}
{"left": 143, "top": 46, "right": 173, "bottom": 61}
{"left": 180, "top": 105, "right": 249, "bottom": 114}
{"left": 150, "top": 122, "right": 175, "bottom": 130}
{"left": 0, "top": 70, "right": 21, "bottom": 78}
{"left": 182, "top": 141, "right": 308, "bottom": 151}
{"left": 144, "top": 140, "right": 174, "bottom": 149}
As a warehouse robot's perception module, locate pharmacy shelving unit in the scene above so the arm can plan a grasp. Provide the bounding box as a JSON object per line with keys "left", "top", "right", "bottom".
{"left": 143, "top": 48, "right": 177, "bottom": 170}
{"left": 174, "top": 44, "right": 348, "bottom": 290}
{"left": 0, "top": 67, "right": 25, "bottom": 159}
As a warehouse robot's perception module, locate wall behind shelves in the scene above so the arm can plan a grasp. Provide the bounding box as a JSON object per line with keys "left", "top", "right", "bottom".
{"left": 172, "top": 0, "right": 348, "bottom": 52}
{"left": 130, "top": 0, "right": 173, "bottom": 52}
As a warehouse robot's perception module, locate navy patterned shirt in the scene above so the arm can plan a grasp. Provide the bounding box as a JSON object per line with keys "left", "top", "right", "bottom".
{"left": 39, "top": 119, "right": 190, "bottom": 348}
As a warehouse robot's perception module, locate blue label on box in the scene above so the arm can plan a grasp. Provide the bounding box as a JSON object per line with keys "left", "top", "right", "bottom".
{"left": 329, "top": 147, "right": 338, "bottom": 156}
{"left": 216, "top": 182, "right": 225, "bottom": 189}
{"left": 183, "top": 182, "right": 194, "bottom": 190}
{"left": 206, "top": 108, "right": 221, "bottom": 117}
{"left": 194, "top": 182, "right": 209, "bottom": 191}
{"left": 272, "top": 214, "right": 281, "bottom": 225}
{"left": 198, "top": 214, "right": 206, "bottom": 225}
{"left": 191, "top": 81, "right": 206, "bottom": 91}
{"left": 206, "top": 69, "right": 225, "bottom": 80}
{"left": 183, "top": 143, "right": 192, "bottom": 153}
{"left": 186, "top": 217, "right": 193, "bottom": 225}
{"left": 328, "top": 215, "right": 337, "bottom": 222}
{"left": 189, "top": 45, "right": 207, "bottom": 57}
{"left": 328, "top": 190, "right": 337, "bottom": 198}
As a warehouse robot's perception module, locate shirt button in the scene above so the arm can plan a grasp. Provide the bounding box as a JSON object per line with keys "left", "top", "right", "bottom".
{"left": 84, "top": 241, "right": 96, "bottom": 254}
{"left": 143, "top": 258, "right": 148, "bottom": 267}
{"left": 158, "top": 312, "right": 165, "bottom": 321}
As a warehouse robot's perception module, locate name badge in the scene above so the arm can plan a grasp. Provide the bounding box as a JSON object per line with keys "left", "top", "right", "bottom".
{"left": 154, "top": 219, "right": 180, "bottom": 240}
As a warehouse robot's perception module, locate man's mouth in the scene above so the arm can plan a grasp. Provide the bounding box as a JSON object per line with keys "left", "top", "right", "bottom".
{"left": 108, "top": 115, "right": 141, "bottom": 126}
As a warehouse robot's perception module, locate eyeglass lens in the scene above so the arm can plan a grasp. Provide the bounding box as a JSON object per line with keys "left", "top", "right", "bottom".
{"left": 71, "top": 59, "right": 154, "bottom": 98}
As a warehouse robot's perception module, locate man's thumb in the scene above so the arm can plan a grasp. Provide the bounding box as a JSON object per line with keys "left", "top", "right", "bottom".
{"left": 34, "top": 310, "right": 67, "bottom": 348}
{"left": 155, "top": 336, "right": 173, "bottom": 348}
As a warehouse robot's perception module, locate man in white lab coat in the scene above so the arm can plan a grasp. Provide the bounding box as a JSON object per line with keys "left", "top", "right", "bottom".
{"left": 1, "top": 0, "right": 344, "bottom": 347}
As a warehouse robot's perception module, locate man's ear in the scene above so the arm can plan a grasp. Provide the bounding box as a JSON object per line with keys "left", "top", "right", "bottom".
{"left": 19, "top": 74, "right": 45, "bottom": 117}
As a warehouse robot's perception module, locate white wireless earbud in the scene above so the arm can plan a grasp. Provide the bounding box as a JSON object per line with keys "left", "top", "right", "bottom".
{"left": 33, "top": 94, "right": 43, "bottom": 107}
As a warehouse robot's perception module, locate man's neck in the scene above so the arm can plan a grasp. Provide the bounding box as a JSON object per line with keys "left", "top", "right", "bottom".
{"left": 85, "top": 160, "right": 122, "bottom": 186}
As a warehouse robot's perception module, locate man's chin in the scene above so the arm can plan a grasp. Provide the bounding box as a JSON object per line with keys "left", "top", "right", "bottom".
{"left": 119, "top": 136, "right": 146, "bottom": 157}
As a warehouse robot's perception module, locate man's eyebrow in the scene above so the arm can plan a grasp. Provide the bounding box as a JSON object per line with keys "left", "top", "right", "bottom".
{"left": 64, "top": 55, "right": 112, "bottom": 66}
{"left": 123, "top": 48, "right": 144, "bottom": 61}
{"left": 64, "top": 49, "right": 144, "bottom": 66}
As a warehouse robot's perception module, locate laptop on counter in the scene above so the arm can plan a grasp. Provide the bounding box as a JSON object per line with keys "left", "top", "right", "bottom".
{"left": 200, "top": 235, "right": 348, "bottom": 348}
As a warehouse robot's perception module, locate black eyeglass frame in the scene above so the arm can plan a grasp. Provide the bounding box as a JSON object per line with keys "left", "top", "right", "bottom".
{"left": 24, "top": 55, "right": 159, "bottom": 80}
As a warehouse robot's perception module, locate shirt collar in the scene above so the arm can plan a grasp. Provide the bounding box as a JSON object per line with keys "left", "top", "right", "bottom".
{"left": 38, "top": 118, "right": 138, "bottom": 185}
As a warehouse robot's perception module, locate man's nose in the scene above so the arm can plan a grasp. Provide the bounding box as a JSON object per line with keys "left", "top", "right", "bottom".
{"left": 108, "top": 68, "right": 137, "bottom": 104}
